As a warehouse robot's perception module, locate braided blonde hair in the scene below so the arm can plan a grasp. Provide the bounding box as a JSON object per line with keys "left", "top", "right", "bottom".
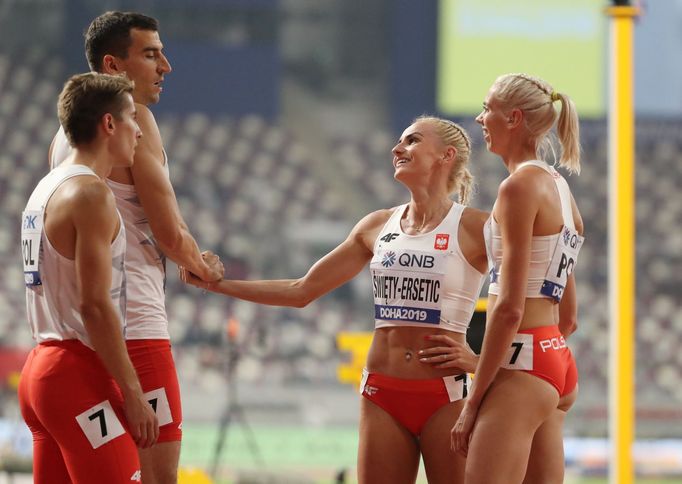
{"left": 492, "top": 73, "right": 581, "bottom": 175}
{"left": 415, "top": 115, "right": 474, "bottom": 204}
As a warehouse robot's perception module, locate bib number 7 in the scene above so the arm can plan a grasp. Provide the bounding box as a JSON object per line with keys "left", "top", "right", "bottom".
{"left": 75, "top": 400, "right": 126, "bottom": 449}
{"left": 501, "top": 333, "right": 533, "bottom": 370}
{"left": 444, "top": 373, "right": 469, "bottom": 401}
{"left": 144, "top": 387, "right": 172, "bottom": 426}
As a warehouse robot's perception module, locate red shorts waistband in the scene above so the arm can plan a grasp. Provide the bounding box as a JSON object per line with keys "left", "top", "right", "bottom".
{"left": 363, "top": 370, "right": 463, "bottom": 393}
{"left": 39, "top": 339, "right": 95, "bottom": 356}
{"left": 126, "top": 339, "right": 172, "bottom": 350}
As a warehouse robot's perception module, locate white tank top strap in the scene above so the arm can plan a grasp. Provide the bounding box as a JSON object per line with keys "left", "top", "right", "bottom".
{"left": 448, "top": 202, "right": 465, "bottom": 235}
{"left": 555, "top": 177, "right": 575, "bottom": 230}
{"left": 516, "top": 160, "right": 575, "bottom": 230}
{"left": 26, "top": 165, "right": 97, "bottom": 209}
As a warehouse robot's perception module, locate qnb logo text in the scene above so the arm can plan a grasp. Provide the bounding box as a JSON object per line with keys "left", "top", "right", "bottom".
{"left": 399, "top": 253, "right": 435, "bottom": 269}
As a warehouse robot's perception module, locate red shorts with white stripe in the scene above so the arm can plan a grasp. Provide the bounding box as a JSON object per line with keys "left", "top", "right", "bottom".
{"left": 359, "top": 369, "right": 469, "bottom": 436}
{"left": 501, "top": 324, "right": 578, "bottom": 397}
{"left": 126, "top": 339, "right": 183, "bottom": 443}
{"left": 18, "top": 340, "right": 141, "bottom": 484}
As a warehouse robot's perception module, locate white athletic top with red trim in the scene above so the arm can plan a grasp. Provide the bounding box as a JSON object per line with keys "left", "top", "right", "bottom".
{"left": 370, "top": 202, "right": 486, "bottom": 334}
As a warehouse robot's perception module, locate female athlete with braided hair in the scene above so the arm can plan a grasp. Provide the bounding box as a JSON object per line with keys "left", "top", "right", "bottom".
{"left": 183, "top": 116, "right": 488, "bottom": 483}
{"left": 451, "top": 73, "right": 584, "bottom": 484}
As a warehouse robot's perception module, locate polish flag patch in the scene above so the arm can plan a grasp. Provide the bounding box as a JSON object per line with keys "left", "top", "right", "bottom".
{"left": 434, "top": 233, "right": 449, "bottom": 250}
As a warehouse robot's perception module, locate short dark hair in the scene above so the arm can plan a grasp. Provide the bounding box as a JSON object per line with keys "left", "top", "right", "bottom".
{"left": 85, "top": 11, "right": 159, "bottom": 72}
{"left": 58, "top": 72, "right": 134, "bottom": 146}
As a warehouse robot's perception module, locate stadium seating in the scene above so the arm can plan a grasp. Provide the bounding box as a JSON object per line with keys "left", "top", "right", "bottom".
{"left": 2, "top": 48, "right": 681, "bottom": 436}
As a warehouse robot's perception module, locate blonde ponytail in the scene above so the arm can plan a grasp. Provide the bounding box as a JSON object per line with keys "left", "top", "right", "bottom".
{"left": 493, "top": 73, "right": 582, "bottom": 175}
{"left": 554, "top": 92, "right": 581, "bottom": 174}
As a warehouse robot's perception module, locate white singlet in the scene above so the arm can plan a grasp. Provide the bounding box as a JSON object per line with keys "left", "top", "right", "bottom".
{"left": 50, "top": 126, "right": 170, "bottom": 339}
{"left": 22, "top": 164, "right": 127, "bottom": 349}
{"left": 370, "top": 202, "right": 486, "bottom": 334}
{"left": 485, "top": 160, "right": 584, "bottom": 302}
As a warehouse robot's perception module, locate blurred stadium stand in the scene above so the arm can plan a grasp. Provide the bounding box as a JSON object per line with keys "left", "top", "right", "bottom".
{"left": 1, "top": 46, "right": 682, "bottom": 438}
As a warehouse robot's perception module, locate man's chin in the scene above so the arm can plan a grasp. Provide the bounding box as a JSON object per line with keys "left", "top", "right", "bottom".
{"left": 134, "top": 92, "right": 161, "bottom": 106}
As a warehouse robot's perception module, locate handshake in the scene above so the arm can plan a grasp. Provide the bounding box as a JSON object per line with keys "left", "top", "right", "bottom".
{"left": 179, "top": 250, "right": 223, "bottom": 291}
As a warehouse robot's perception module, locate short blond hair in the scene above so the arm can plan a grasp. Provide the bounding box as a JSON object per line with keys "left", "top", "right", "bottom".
{"left": 58, "top": 72, "right": 134, "bottom": 146}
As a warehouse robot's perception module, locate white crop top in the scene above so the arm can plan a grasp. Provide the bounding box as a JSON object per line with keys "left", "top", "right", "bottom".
{"left": 485, "top": 160, "right": 584, "bottom": 302}
{"left": 370, "top": 202, "right": 486, "bottom": 334}
{"left": 22, "top": 165, "right": 127, "bottom": 349}
{"left": 51, "top": 126, "right": 170, "bottom": 339}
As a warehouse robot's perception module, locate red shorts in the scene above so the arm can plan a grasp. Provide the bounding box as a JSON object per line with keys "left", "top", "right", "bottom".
{"left": 18, "top": 340, "right": 141, "bottom": 484}
{"left": 126, "top": 339, "right": 182, "bottom": 443}
{"left": 501, "top": 325, "right": 578, "bottom": 397}
{"left": 360, "top": 369, "right": 469, "bottom": 437}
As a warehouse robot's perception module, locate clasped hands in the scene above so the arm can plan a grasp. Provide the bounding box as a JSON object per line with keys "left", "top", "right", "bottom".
{"left": 179, "top": 250, "right": 223, "bottom": 290}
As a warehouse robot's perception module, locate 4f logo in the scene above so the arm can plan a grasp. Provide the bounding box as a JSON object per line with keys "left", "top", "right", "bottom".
{"left": 364, "top": 385, "right": 379, "bottom": 396}
{"left": 380, "top": 233, "right": 399, "bottom": 243}
{"left": 434, "top": 233, "right": 449, "bottom": 250}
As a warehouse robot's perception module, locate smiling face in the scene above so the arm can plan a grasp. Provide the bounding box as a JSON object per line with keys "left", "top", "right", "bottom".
{"left": 476, "top": 87, "right": 512, "bottom": 157}
{"left": 109, "top": 28, "right": 172, "bottom": 106}
{"left": 391, "top": 119, "right": 448, "bottom": 188}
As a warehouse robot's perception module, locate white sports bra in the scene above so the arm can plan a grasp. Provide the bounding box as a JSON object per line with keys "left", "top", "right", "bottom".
{"left": 370, "top": 202, "right": 486, "bottom": 334}
{"left": 485, "top": 160, "right": 584, "bottom": 302}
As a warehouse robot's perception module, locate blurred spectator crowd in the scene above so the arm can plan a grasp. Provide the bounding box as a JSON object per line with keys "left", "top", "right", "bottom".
{"left": 0, "top": 48, "right": 680, "bottom": 434}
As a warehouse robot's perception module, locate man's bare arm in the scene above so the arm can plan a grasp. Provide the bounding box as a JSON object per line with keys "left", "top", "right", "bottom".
{"left": 72, "top": 179, "right": 158, "bottom": 448}
{"left": 129, "top": 104, "right": 223, "bottom": 281}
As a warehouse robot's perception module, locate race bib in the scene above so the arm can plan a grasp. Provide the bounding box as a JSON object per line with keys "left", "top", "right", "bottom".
{"left": 21, "top": 210, "right": 43, "bottom": 286}
{"left": 371, "top": 249, "right": 446, "bottom": 324}
{"left": 501, "top": 333, "right": 533, "bottom": 370}
{"left": 75, "top": 400, "right": 126, "bottom": 449}
{"left": 443, "top": 373, "right": 469, "bottom": 401}
{"left": 144, "top": 387, "right": 173, "bottom": 426}
{"left": 540, "top": 226, "right": 584, "bottom": 302}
